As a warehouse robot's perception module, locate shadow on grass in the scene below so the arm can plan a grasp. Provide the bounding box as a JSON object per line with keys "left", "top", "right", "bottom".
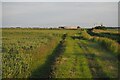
{"left": 79, "top": 40, "right": 118, "bottom": 79}
{"left": 87, "top": 29, "right": 120, "bottom": 44}
{"left": 78, "top": 42, "right": 111, "bottom": 79}
{"left": 29, "top": 35, "right": 66, "bottom": 78}
{"left": 70, "top": 35, "right": 112, "bottom": 79}
{"left": 29, "top": 42, "right": 65, "bottom": 78}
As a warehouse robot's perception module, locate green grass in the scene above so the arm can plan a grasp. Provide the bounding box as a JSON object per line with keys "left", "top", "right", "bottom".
{"left": 88, "top": 29, "right": 120, "bottom": 44}
{"left": 2, "top": 28, "right": 119, "bottom": 79}
{"left": 93, "top": 29, "right": 119, "bottom": 34}
{"left": 79, "top": 30, "right": 92, "bottom": 40}
{"left": 2, "top": 29, "right": 63, "bottom": 78}
{"left": 79, "top": 39, "right": 118, "bottom": 78}
{"left": 51, "top": 37, "right": 92, "bottom": 78}
{"left": 79, "top": 29, "right": 119, "bottom": 56}
{"left": 92, "top": 37, "right": 119, "bottom": 55}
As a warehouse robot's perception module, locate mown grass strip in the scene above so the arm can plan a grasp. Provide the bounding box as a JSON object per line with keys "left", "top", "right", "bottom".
{"left": 51, "top": 36, "right": 92, "bottom": 78}
{"left": 78, "top": 40, "right": 109, "bottom": 78}
{"left": 78, "top": 39, "right": 118, "bottom": 78}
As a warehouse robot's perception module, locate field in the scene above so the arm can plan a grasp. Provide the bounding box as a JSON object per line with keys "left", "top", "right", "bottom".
{"left": 2, "top": 28, "right": 119, "bottom": 79}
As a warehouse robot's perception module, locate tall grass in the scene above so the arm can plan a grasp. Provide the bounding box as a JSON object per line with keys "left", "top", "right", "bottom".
{"left": 92, "top": 37, "right": 119, "bottom": 55}
{"left": 80, "top": 30, "right": 119, "bottom": 56}
{"left": 2, "top": 28, "right": 79, "bottom": 78}
{"left": 87, "top": 29, "right": 120, "bottom": 43}
{"left": 79, "top": 30, "right": 92, "bottom": 40}
{"left": 2, "top": 29, "right": 63, "bottom": 78}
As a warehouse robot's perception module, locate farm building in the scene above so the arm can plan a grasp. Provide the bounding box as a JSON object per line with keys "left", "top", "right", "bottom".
{"left": 59, "top": 26, "right": 80, "bottom": 29}
{"left": 94, "top": 24, "right": 106, "bottom": 29}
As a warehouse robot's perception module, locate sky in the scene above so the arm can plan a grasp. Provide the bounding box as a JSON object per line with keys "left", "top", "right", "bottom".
{"left": 1, "top": 2, "right": 119, "bottom": 28}
{"left": 118, "top": 2, "right": 120, "bottom": 27}
{"left": 0, "top": 2, "right": 2, "bottom": 28}
{"left": 1, "top": 0, "right": 120, "bottom": 2}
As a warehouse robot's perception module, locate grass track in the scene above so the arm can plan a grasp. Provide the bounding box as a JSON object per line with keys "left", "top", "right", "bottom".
{"left": 51, "top": 36, "right": 92, "bottom": 78}
{"left": 78, "top": 39, "right": 118, "bottom": 78}
{"left": 51, "top": 35, "right": 118, "bottom": 78}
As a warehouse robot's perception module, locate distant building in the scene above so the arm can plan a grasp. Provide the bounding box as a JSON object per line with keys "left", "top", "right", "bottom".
{"left": 59, "top": 26, "right": 65, "bottom": 29}
{"left": 94, "top": 24, "right": 106, "bottom": 29}
{"left": 59, "top": 26, "right": 80, "bottom": 29}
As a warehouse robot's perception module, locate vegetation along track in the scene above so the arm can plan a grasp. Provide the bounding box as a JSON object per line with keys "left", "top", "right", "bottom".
{"left": 30, "top": 33, "right": 67, "bottom": 78}
{"left": 50, "top": 32, "right": 118, "bottom": 78}
{"left": 87, "top": 29, "right": 120, "bottom": 44}
{"left": 51, "top": 36, "right": 92, "bottom": 78}
{"left": 78, "top": 40, "right": 118, "bottom": 78}
{"left": 2, "top": 29, "right": 118, "bottom": 79}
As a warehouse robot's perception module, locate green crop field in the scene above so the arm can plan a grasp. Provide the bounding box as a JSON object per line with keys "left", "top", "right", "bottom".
{"left": 1, "top": 28, "right": 119, "bottom": 79}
